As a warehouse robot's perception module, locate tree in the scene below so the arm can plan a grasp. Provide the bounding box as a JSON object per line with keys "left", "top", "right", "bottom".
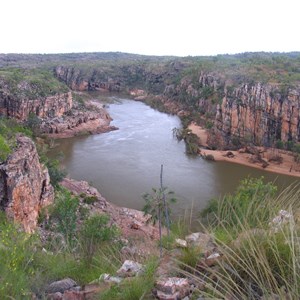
{"left": 80, "top": 214, "right": 119, "bottom": 264}
{"left": 142, "top": 166, "right": 176, "bottom": 257}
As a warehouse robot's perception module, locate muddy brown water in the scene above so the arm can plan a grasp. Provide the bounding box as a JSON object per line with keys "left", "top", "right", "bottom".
{"left": 49, "top": 98, "right": 298, "bottom": 219}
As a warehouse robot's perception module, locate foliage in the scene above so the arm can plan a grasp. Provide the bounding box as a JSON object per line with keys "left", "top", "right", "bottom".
{"left": 0, "top": 117, "right": 33, "bottom": 162}
{"left": 178, "top": 246, "right": 202, "bottom": 269}
{"left": 143, "top": 187, "right": 176, "bottom": 226}
{"left": 35, "top": 138, "right": 66, "bottom": 187}
{"left": 80, "top": 214, "right": 119, "bottom": 263}
{"left": 49, "top": 188, "right": 80, "bottom": 247}
{"left": 201, "top": 177, "right": 277, "bottom": 235}
{"left": 0, "top": 68, "right": 69, "bottom": 99}
{"left": 0, "top": 134, "right": 11, "bottom": 161}
{"left": 0, "top": 212, "right": 38, "bottom": 298}
{"left": 173, "top": 127, "right": 199, "bottom": 155}
{"left": 203, "top": 153, "right": 215, "bottom": 161}
{"left": 46, "top": 159, "right": 67, "bottom": 187}
{"left": 82, "top": 194, "right": 98, "bottom": 204}
{"left": 26, "top": 112, "right": 41, "bottom": 135}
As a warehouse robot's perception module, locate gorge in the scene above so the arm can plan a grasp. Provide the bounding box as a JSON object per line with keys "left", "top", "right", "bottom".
{"left": 48, "top": 96, "right": 297, "bottom": 217}
{"left": 1, "top": 52, "right": 300, "bottom": 229}
{"left": 1, "top": 52, "right": 300, "bottom": 299}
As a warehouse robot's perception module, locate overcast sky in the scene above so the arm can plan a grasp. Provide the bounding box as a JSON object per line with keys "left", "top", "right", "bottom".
{"left": 1, "top": 0, "right": 299, "bottom": 56}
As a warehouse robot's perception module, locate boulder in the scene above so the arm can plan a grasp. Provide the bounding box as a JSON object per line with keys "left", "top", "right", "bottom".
{"left": 46, "top": 278, "right": 78, "bottom": 294}
{"left": 155, "top": 277, "right": 190, "bottom": 300}
{"left": 175, "top": 238, "right": 187, "bottom": 248}
{"left": 116, "top": 260, "right": 144, "bottom": 277}
{"left": 270, "top": 209, "right": 293, "bottom": 232}
{"left": 185, "top": 232, "right": 215, "bottom": 253}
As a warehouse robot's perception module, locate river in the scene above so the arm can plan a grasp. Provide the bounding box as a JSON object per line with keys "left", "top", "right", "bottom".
{"left": 49, "top": 97, "right": 297, "bottom": 218}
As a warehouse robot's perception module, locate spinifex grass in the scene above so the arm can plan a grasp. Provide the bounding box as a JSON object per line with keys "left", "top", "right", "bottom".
{"left": 177, "top": 180, "right": 300, "bottom": 299}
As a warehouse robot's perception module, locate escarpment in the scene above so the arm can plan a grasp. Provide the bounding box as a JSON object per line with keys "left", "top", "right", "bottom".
{"left": 0, "top": 135, "right": 54, "bottom": 233}
{"left": 162, "top": 71, "right": 300, "bottom": 149}
{"left": 0, "top": 91, "right": 72, "bottom": 121}
{"left": 55, "top": 65, "right": 122, "bottom": 92}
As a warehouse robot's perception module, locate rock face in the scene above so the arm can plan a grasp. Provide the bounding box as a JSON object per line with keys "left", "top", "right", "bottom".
{"left": 164, "top": 72, "right": 300, "bottom": 149}
{"left": 55, "top": 66, "right": 121, "bottom": 92}
{"left": 211, "top": 83, "right": 300, "bottom": 149}
{"left": 0, "top": 135, "right": 54, "bottom": 233}
{"left": 0, "top": 91, "right": 72, "bottom": 121}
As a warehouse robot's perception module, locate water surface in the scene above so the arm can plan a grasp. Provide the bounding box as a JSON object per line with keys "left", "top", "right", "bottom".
{"left": 49, "top": 98, "right": 297, "bottom": 217}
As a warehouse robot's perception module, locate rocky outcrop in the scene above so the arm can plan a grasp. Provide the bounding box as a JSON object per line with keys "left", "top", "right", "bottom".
{"left": 0, "top": 91, "right": 72, "bottom": 121}
{"left": 40, "top": 102, "right": 117, "bottom": 138}
{"left": 60, "top": 178, "right": 161, "bottom": 243}
{"left": 0, "top": 135, "right": 54, "bottom": 233}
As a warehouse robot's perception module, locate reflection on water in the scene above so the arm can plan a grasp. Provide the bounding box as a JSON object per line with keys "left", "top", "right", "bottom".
{"left": 49, "top": 98, "right": 298, "bottom": 218}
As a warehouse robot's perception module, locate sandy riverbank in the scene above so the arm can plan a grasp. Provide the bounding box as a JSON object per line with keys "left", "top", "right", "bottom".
{"left": 188, "top": 122, "right": 300, "bottom": 178}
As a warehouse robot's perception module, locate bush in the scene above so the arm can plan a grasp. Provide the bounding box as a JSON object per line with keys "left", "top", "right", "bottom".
{"left": 0, "top": 212, "right": 38, "bottom": 298}
{"left": 50, "top": 188, "right": 79, "bottom": 248}
{"left": 203, "top": 154, "right": 215, "bottom": 161}
{"left": 46, "top": 159, "right": 66, "bottom": 187}
{"left": 201, "top": 177, "right": 277, "bottom": 235}
{"left": 80, "top": 214, "right": 119, "bottom": 263}
{"left": 173, "top": 127, "right": 199, "bottom": 155}
{"left": 83, "top": 195, "right": 98, "bottom": 204}
{"left": 178, "top": 246, "right": 202, "bottom": 269}
{"left": 0, "top": 117, "right": 33, "bottom": 162}
{"left": 0, "top": 134, "right": 11, "bottom": 161}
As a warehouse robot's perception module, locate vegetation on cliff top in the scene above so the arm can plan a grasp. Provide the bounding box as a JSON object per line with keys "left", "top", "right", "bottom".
{"left": 0, "top": 68, "right": 69, "bottom": 99}
{"left": 1, "top": 52, "right": 299, "bottom": 94}
{"left": 0, "top": 117, "right": 32, "bottom": 161}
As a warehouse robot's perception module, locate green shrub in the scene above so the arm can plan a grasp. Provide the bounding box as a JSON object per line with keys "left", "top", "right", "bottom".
{"left": 80, "top": 214, "right": 119, "bottom": 263}
{"left": 0, "top": 117, "right": 33, "bottom": 162}
{"left": 0, "top": 134, "right": 11, "bottom": 161}
{"left": 46, "top": 159, "right": 67, "bottom": 187}
{"left": 201, "top": 177, "right": 277, "bottom": 234}
{"left": 178, "top": 246, "right": 202, "bottom": 269}
{"left": 0, "top": 212, "right": 38, "bottom": 298}
{"left": 50, "top": 188, "right": 80, "bottom": 247}
{"left": 83, "top": 195, "right": 98, "bottom": 204}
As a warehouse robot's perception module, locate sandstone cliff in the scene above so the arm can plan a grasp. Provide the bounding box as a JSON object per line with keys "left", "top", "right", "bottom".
{"left": 0, "top": 91, "right": 72, "bottom": 121}
{"left": 0, "top": 135, "right": 54, "bottom": 233}
{"left": 55, "top": 66, "right": 122, "bottom": 92}
{"left": 210, "top": 83, "right": 300, "bottom": 149}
